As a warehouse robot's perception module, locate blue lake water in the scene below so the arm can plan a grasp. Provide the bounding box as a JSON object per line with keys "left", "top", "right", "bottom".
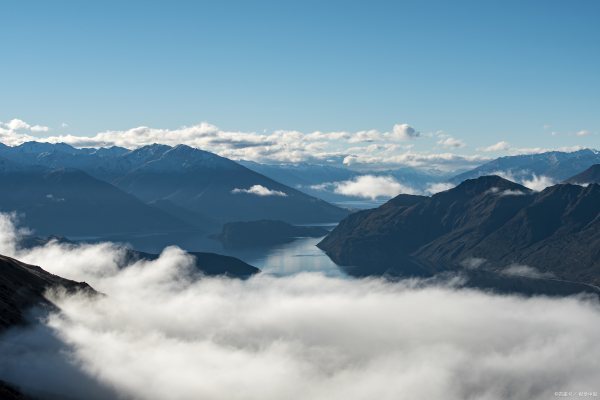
{"left": 226, "top": 236, "right": 346, "bottom": 278}
{"left": 76, "top": 226, "right": 346, "bottom": 278}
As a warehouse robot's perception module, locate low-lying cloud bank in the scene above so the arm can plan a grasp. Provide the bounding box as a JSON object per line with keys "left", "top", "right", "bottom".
{"left": 0, "top": 214, "right": 599, "bottom": 400}
{"left": 310, "top": 175, "right": 454, "bottom": 200}
{"left": 491, "top": 171, "right": 556, "bottom": 191}
{"left": 0, "top": 118, "right": 489, "bottom": 170}
{"left": 328, "top": 175, "right": 418, "bottom": 199}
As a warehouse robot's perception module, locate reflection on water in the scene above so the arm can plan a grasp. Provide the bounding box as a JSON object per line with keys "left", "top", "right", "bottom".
{"left": 72, "top": 228, "right": 345, "bottom": 278}
{"left": 226, "top": 236, "right": 346, "bottom": 278}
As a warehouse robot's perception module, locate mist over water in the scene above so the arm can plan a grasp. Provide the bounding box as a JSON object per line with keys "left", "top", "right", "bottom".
{"left": 1, "top": 213, "right": 600, "bottom": 400}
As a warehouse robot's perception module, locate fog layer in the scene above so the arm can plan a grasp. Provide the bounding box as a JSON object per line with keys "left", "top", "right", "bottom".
{"left": 0, "top": 214, "right": 599, "bottom": 400}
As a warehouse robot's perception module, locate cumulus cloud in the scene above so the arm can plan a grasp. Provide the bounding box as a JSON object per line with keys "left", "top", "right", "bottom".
{"left": 5, "top": 119, "right": 32, "bottom": 130}
{"left": 1, "top": 118, "right": 49, "bottom": 133}
{"left": 0, "top": 215, "right": 600, "bottom": 399}
{"left": 0, "top": 119, "right": 50, "bottom": 145}
{"left": 480, "top": 141, "right": 511, "bottom": 152}
{"left": 391, "top": 123, "right": 420, "bottom": 140}
{"left": 30, "top": 125, "right": 50, "bottom": 132}
{"left": 232, "top": 185, "right": 287, "bottom": 197}
{"left": 576, "top": 130, "right": 591, "bottom": 137}
{"left": 437, "top": 136, "right": 466, "bottom": 148}
{"left": 332, "top": 175, "right": 417, "bottom": 199}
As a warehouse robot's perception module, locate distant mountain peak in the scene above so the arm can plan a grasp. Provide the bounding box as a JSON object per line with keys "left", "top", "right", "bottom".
{"left": 166, "top": 144, "right": 214, "bottom": 158}
{"left": 565, "top": 164, "right": 600, "bottom": 184}
{"left": 132, "top": 143, "right": 171, "bottom": 152}
{"left": 91, "top": 146, "right": 129, "bottom": 157}
{"left": 445, "top": 175, "right": 529, "bottom": 197}
{"left": 451, "top": 148, "right": 600, "bottom": 184}
{"left": 16, "top": 141, "right": 78, "bottom": 154}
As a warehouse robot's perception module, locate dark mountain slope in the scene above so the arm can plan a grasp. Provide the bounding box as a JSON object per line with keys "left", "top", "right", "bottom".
{"left": 451, "top": 149, "right": 600, "bottom": 183}
{"left": 111, "top": 145, "right": 349, "bottom": 224}
{"left": 148, "top": 199, "right": 220, "bottom": 232}
{"left": 565, "top": 164, "right": 600, "bottom": 184}
{"left": 0, "top": 160, "right": 190, "bottom": 236}
{"left": 0, "top": 143, "right": 349, "bottom": 225}
{"left": 0, "top": 254, "right": 93, "bottom": 332}
{"left": 452, "top": 183, "right": 600, "bottom": 282}
{"left": 318, "top": 176, "right": 600, "bottom": 290}
{"left": 121, "top": 249, "right": 260, "bottom": 279}
{"left": 0, "top": 380, "right": 32, "bottom": 400}
{"left": 319, "top": 177, "right": 530, "bottom": 275}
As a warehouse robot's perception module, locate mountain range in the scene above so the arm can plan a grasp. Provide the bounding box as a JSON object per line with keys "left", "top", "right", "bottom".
{"left": 1, "top": 141, "right": 599, "bottom": 260}
{"left": 318, "top": 175, "right": 600, "bottom": 294}
{"left": 0, "top": 157, "right": 191, "bottom": 236}
{"left": 0, "top": 142, "right": 349, "bottom": 238}
{"left": 241, "top": 161, "right": 449, "bottom": 204}
{"left": 450, "top": 149, "right": 600, "bottom": 184}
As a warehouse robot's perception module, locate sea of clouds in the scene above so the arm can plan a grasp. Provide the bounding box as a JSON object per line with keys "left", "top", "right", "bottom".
{"left": 0, "top": 213, "right": 599, "bottom": 400}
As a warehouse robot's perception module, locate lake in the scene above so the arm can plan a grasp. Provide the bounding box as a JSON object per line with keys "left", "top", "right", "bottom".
{"left": 78, "top": 225, "right": 346, "bottom": 278}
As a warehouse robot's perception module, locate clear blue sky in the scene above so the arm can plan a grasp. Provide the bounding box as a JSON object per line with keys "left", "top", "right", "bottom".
{"left": 1, "top": 0, "right": 599, "bottom": 152}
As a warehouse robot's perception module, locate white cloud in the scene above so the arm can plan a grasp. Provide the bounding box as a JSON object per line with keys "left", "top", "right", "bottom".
{"left": 5, "top": 118, "right": 32, "bottom": 130}
{"left": 501, "top": 264, "right": 555, "bottom": 279}
{"left": 437, "top": 136, "right": 466, "bottom": 148}
{"left": 232, "top": 185, "right": 287, "bottom": 197}
{"left": 0, "top": 119, "right": 51, "bottom": 145}
{"left": 488, "top": 170, "right": 555, "bottom": 192}
{"left": 30, "top": 125, "right": 50, "bottom": 132}
{"left": 500, "top": 189, "right": 528, "bottom": 196}
{"left": 2, "top": 118, "right": 49, "bottom": 132}
{"left": 459, "top": 257, "right": 486, "bottom": 269}
{"left": 425, "top": 182, "right": 455, "bottom": 194}
{"left": 347, "top": 130, "right": 382, "bottom": 143}
{"left": 521, "top": 175, "right": 555, "bottom": 191}
{"left": 0, "top": 120, "right": 425, "bottom": 166}
{"left": 332, "top": 175, "right": 417, "bottom": 200}
{"left": 480, "top": 141, "right": 511, "bottom": 152}
{"left": 0, "top": 215, "right": 599, "bottom": 400}
{"left": 576, "top": 130, "right": 591, "bottom": 137}
{"left": 391, "top": 123, "right": 420, "bottom": 140}
{"left": 0, "top": 118, "right": 593, "bottom": 172}
{"left": 343, "top": 152, "right": 488, "bottom": 171}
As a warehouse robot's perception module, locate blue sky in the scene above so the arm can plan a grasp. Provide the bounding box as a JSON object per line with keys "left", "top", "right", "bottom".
{"left": 0, "top": 0, "right": 598, "bottom": 166}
